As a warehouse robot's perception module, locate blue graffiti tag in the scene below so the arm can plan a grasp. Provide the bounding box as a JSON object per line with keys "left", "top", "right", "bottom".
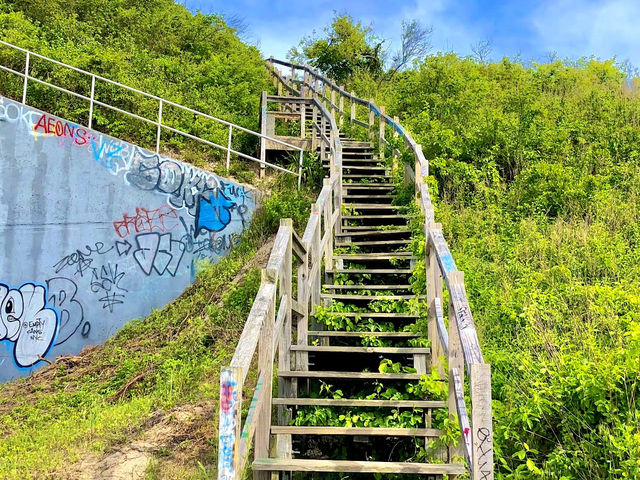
{"left": 195, "top": 191, "right": 235, "bottom": 237}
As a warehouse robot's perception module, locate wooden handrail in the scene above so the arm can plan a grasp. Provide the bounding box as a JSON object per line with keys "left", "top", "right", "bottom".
{"left": 266, "top": 58, "right": 494, "bottom": 480}
{"left": 218, "top": 58, "right": 493, "bottom": 480}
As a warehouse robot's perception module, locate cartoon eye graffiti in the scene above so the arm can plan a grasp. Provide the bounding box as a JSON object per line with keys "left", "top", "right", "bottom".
{"left": 0, "top": 283, "right": 58, "bottom": 368}
{"left": 1, "top": 289, "right": 24, "bottom": 341}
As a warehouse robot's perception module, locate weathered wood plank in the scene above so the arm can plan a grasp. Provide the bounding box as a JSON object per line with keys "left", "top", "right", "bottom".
{"left": 271, "top": 426, "right": 443, "bottom": 437}
{"left": 277, "top": 371, "right": 421, "bottom": 380}
{"left": 471, "top": 363, "right": 494, "bottom": 480}
{"left": 307, "top": 330, "right": 419, "bottom": 338}
{"left": 452, "top": 367, "right": 473, "bottom": 468}
{"left": 272, "top": 398, "right": 446, "bottom": 408}
{"left": 321, "top": 294, "right": 424, "bottom": 301}
{"left": 253, "top": 458, "right": 466, "bottom": 474}
{"left": 229, "top": 282, "right": 277, "bottom": 380}
{"left": 290, "top": 345, "right": 430, "bottom": 354}
{"left": 217, "top": 367, "right": 243, "bottom": 480}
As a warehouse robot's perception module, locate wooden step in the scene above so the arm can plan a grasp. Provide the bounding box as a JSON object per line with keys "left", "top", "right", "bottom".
{"left": 253, "top": 459, "right": 466, "bottom": 474}
{"left": 270, "top": 426, "right": 442, "bottom": 437}
{"left": 321, "top": 294, "right": 422, "bottom": 301}
{"left": 332, "top": 268, "right": 412, "bottom": 274}
{"left": 308, "top": 330, "right": 419, "bottom": 338}
{"left": 322, "top": 312, "right": 418, "bottom": 318}
{"left": 278, "top": 370, "right": 422, "bottom": 380}
{"left": 272, "top": 398, "right": 446, "bottom": 408}
{"left": 338, "top": 239, "right": 410, "bottom": 246}
{"left": 322, "top": 284, "right": 412, "bottom": 290}
{"left": 343, "top": 215, "right": 409, "bottom": 220}
{"left": 342, "top": 184, "right": 394, "bottom": 189}
{"left": 334, "top": 253, "right": 414, "bottom": 259}
{"left": 343, "top": 166, "right": 388, "bottom": 171}
{"left": 343, "top": 204, "right": 403, "bottom": 209}
{"left": 335, "top": 229, "right": 411, "bottom": 237}
{"left": 341, "top": 227, "right": 409, "bottom": 232}
{"left": 343, "top": 195, "right": 394, "bottom": 201}
{"left": 290, "top": 345, "right": 430, "bottom": 354}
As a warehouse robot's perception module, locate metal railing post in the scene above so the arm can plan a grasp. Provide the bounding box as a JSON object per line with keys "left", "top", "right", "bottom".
{"left": 88, "top": 75, "right": 96, "bottom": 129}
{"left": 156, "top": 99, "right": 163, "bottom": 154}
{"left": 22, "top": 52, "right": 30, "bottom": 104}
{"left": 226, "top": 124, "right": 233, "bottom": 171}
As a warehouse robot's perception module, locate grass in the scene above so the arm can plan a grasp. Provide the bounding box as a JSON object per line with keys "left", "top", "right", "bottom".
{"left": 0, "top": 172, "right": 318, "bottom": 479}
{"left": 0, "top": 237, "right": 264, "bottom": 478}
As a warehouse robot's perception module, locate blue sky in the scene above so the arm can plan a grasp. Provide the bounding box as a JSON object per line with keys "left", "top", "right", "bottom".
{"left": 182, "top": 0, "right": 640, "bottom": 68}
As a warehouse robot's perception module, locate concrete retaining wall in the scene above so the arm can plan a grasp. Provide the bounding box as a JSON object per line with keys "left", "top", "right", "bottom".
{"left": 0, "top": 97, "right": 257, "bottom": 381}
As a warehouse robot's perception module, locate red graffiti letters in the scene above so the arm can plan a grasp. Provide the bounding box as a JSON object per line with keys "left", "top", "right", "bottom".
{"left": 113, "top": 205, "right": 179, "bottom": 238}
{"left": 33, "top": 114, "right": 89, "bottom": 146}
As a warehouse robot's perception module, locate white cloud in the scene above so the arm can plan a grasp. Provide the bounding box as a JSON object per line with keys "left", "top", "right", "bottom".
{"left": 531, "top": 0, "right": 640, "bottom": 65}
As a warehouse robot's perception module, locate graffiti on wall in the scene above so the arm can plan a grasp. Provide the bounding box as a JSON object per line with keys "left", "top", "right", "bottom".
{"left": 0, "top": 283, "right": 59, "bottom": 368}
{"left": 113, "top": 205, "right": 179, "bottom": 238}
{"left": 0, "top": 99, "right": 256, "bottom": 376}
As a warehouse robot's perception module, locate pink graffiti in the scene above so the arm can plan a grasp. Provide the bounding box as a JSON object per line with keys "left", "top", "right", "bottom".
{"left": 464, "top": 427, "right": 470, "bottom": 437}
{"left": 113, "top": 206, "right": 178, "bottom": 238}
{"left": 221, "top": 380, "right": 237, "bottom": 413}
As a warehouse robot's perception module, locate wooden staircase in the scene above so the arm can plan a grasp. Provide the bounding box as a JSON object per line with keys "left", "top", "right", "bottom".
{"left": 217, "top": 59, "right": 493, "bottom": 480}
{"left": 253, "top": 139, "right": 466, "bottom": 478}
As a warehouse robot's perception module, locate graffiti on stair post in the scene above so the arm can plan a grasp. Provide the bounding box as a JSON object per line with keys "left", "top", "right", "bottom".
{"left": 218, "top": 368, "right": 240, "bottom": 480}
{"left": 0, "top": 283, "right": 59, "bottom": 368}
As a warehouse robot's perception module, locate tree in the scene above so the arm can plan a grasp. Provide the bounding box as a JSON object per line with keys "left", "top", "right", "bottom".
{"left": 471, "top": 39, "right": 492, "bottom": 64}
{"left": 288, "top": 14, "right": 384, "bottom": 83}
{"left": 388, "top": 20, "right": 432, "bottom": 79}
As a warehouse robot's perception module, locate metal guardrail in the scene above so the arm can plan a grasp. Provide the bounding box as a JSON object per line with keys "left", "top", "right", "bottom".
{"left": 0, "top": 40, "right": 305, "bottom": 178}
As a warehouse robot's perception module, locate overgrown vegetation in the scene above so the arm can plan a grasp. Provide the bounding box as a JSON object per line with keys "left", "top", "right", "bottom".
{"left": 295, "top": 14, "right": 640, "bottom": 479}
{"left": 0, "top": 0, "right": 272, "bottom": 170}
{"left": 379, "top": 56, "right": 640, "bottom": 479}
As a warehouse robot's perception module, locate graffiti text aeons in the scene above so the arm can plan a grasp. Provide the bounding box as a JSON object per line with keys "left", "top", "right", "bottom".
{"left": 33, "top": 114, "right": 89, "bottom": 146}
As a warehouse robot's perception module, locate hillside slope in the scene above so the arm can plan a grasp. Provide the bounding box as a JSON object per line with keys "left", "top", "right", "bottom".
{"left": 376, "top": 56, "right": 640, "bottom": 478}
{"left": 0, "top": 0, "right": 271, "bottom": 175}
{"left": 0, "top": 174, "right": 314, "bottom": 479}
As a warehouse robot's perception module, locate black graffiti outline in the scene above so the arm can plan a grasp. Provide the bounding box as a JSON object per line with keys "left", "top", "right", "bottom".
{"left": 46, "top": 277, "right": 85, "bottom": 346}
{"left": 476, "top": 427, "right": 493, "bottom": 480}
{"left": 0, "top": 282, "right": 58, "bottom": 368}
{"left": 132, "top": 232, "right": 186, "bottom": 277}
{"left": 53, "top": 242, "right": 114, "bottom": 277}
{"left": 90, "top": 263, "right": 128, "bottom": 313}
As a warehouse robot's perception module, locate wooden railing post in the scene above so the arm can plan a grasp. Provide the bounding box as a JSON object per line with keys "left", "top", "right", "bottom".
{"left": 414, "top": 145, "right": 422, "bottom": 199}
{"left": 277, "top": 220, "right": 293, "bottom": 400}
{"left": 471, "top": 364, "right": 494, "bottom": 480}
{"left": 323, "top": 178, "right": 334, "bottom": 274}
{"left": 330, "top": 87, "right": 336, "bottom": 120}
{"left": 253, "top": 270, "right": 276, "bottom": 480}
{"left": 392, "top": 115, "right": 399, "bottom": 171}
{"left": 427, "top": 229, "right": 445, "bottom": 378}
{"left": 379, "top": 106, "right": 386, "bottom": 160}
{"left": 311, "top": 105, "right": 318, "bottom": 151}
{"left": 368, "top": 99, "right": 375, "bottom": 139}
{"left": 448, "top": 271, "right": 465, "bottom": 464}
{"left": 320, "top": 115, "right": 327, "bottom": 163}
{"left": 218, "top": 366, "right": 243, "bottom": 480}
{"left": 310, "top": 203, "right": 322, "bottom": 313}
{"left": 297, "top": 236, "right": 310, "bottom": 371}
{"left": 300, "top": 102, "right": 306, "bottom": 138}
{"left": 339, "top": 88, "right": 344, "bottom": 126}
{"left": 350, "top": 93, "right": 356, "bottom": 122}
